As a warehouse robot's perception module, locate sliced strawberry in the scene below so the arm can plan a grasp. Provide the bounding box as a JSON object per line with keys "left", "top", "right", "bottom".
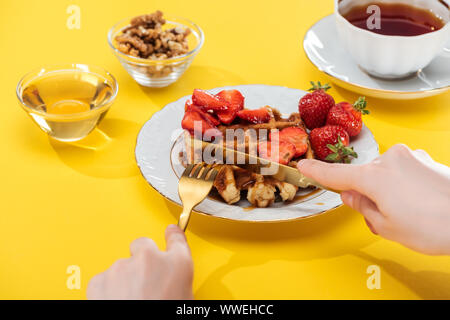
{"left": 184, "top": 100, "right": 192, "bottom": 112}
{"left": 215, "top": 109, "right": 237, "bottom": 124}
{"left": 270, "top": 127, "right": 308, "bottom": 158}
{"left": 181, "top": 110, "right": 221, "bottom": 139}
{"left": 258, "top": 140, "right": 296, "bottom": 165}
{"left": 216, "top": 90, "right": 244, "bottom": 110}
{"left": 185, "top": 100, "right": 220, "bottom": 126}
{"left": 192, "top": 89, "right": 229, "bottom": 111}
{"left": 237, "top": 107, "right": 271, "bottom": 124}
{"left": 215, "top": 90, "right": 245, "bottom": 124}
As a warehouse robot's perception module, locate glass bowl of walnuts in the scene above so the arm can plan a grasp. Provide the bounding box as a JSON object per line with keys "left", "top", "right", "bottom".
{"left": 108, "top": 11, "right": 204, "bottom": 88}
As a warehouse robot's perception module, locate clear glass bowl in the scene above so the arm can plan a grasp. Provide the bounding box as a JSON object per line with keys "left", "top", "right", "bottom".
{"left": 108, "top": 16, "right": 204, "bottom": 88}
{"left": 16, "top": 64, "right": 118, "bottom": 142}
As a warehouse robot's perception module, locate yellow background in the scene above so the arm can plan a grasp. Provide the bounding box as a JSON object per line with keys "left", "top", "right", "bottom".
{"left": 1, "top": 0, "right": 450, "bottom": 299}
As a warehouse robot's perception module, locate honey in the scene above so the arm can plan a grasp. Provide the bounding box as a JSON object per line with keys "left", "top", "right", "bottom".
{"left": 20, "top": 70, "right": 115, "bottom": 141}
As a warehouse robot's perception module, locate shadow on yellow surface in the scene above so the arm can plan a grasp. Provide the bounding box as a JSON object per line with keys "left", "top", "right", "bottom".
{"left": 333, "top": 85, "right": 450, "bottom": 132}
{"left": 138, "top": 65, "right": 246, "bottom": 108}
{"left": 355, "top": 251, "right": 450, "bottom": 300}
{"left": 185, "top": 205, "right": 352, "bottom": 243}
{"left": 158, "top": 196, "right": 380, "bottom": 298}
{"left": 49, "top": 118, "right": 141, "bottom": 178}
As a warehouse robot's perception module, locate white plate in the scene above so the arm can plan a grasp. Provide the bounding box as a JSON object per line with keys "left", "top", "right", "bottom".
{"left": 135, "top": 84, "right": 380, "bottom": 222}
{"left": 303, "top": 14, "right": 450, "bottom": 100}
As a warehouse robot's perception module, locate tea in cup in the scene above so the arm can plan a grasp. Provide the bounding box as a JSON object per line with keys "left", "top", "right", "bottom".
{"left": 335, "top": 0, "right": 450, "bottom": 79}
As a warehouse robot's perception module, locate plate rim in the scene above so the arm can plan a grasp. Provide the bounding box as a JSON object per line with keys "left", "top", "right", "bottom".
{"left": 135, "top": 84, "right": 379, "bottom": 223}
{"left": 302, "top": 14, "right": 450, "bottom": 97}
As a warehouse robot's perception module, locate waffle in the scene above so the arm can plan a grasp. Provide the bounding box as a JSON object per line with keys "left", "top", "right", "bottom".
{"left": 181, "top": 107, "right": 315, "bottom": 208}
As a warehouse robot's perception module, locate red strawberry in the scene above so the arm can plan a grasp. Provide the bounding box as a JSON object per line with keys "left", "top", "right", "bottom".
{"left": 215, "top": 90, "right": 245, "bottom": 124}
{"left": 185, "top": 100, "right": 192, "bottom": 112}
{"left": 258, "top": 140, "right": 296, "bottom": 165}
{"left": 309, "top": 125, "right": 357, "bottom": 163}
{"left": 236, "top": 107, "right": 271, "bottom": 124}
{"left": 181, "top": 110, "right": 221, "bottom": 139}
{"left": 326, "top": 97, "right": 369, "bottom": 137}
{"left": 192, "top": 89, "right": 229, "bottom": 111}
{"left": 270, "top": 127, "right": 308, "bottom": 158}
{"left": 185, "top": 100, "right": 220, "bottom": 126}
{"left": 298, "top": 81, "right": 335, "bottom": 130}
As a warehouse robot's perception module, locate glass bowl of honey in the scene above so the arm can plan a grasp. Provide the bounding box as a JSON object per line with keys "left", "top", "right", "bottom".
{"left": 16, "top": 64, "right": 118, "bottom": 142}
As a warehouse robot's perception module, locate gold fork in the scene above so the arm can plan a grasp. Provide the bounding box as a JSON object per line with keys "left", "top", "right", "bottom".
{"left": 177, "top": 163, "right": 219, "bottom": 232}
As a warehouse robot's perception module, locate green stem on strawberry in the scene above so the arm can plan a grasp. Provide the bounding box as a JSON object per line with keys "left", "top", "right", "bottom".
{"left": 353, "top": 97, "right": 370, "bottom": 115}
{"left": 308, "top": 81, "right": 332, "bottom": 92}
{"left": 325, "top": 137, "right": 358, "bottom": 164}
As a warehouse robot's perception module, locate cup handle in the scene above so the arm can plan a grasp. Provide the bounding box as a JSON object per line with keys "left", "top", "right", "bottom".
{"left": 442, "top": 39, "right": 450, "bottom": 57}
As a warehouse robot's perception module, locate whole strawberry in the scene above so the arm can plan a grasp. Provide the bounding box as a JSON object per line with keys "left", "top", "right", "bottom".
{"left": 327, "top": 97, "right": 369, "bottom": 137}
{"left": 310, "top": 125, "right": 357, "bottom": 163}
{"left": 298, "top": 81, "right": 335, "bottom": 130}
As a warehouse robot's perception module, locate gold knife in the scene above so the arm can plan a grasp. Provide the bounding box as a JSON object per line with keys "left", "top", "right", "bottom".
{"left": 189, "top": 138, "right": 340, "bottom": 194}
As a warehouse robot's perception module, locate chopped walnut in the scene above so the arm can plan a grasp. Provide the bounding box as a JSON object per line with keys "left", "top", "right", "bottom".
{"left": 115, "top": 10, "right": 190, "bottom": 60}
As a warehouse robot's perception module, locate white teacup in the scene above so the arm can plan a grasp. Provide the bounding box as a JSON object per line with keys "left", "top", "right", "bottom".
{"left": 335, "top": 0, "right": 450, "bottom": 79}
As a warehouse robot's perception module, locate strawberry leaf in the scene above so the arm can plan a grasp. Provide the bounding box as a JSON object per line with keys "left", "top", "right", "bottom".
{"left": 353, "top": 97, "right": 370, "bottom": 115}
{"left": 308, "top": 81, "right": 332, "bottom": 92}
{"left": 325, "top": 140, "right": 358, "bottom": 163}
{"left": 325, "top": 153, "right": 340, "bottom": 162}
{"left": 326, "top": 144, "right": 338, "bottom": 153}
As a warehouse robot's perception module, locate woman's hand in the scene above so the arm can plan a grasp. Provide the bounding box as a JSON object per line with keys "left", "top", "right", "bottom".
{"left": 298, "top": 144, "right": 450, "bottom": 255}
{"left": 87, "top": 225, "right": 194, "bottom": 300}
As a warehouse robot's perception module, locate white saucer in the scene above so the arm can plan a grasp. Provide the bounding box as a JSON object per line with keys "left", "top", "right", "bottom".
{"left": 135, "top": 84, "right": 380, "bottom": 223}
{"left": 303, "top": 14, "right": 450, "bottom": 100}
